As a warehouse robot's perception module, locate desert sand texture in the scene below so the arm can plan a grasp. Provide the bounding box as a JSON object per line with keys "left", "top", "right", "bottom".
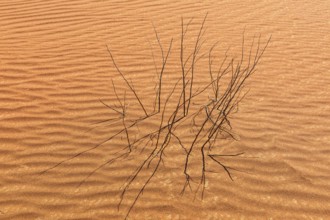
{"left": 0, "top": 0, "right": 330, "bottom": 219}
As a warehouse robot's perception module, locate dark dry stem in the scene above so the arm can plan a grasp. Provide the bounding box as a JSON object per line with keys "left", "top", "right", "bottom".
{"left": 119, "top": 73, "right": 183, "bottom": 210}
{"left": 186, "top": 13, "right": 208, "bottom": 115}
{"left": 106, "top": 45, "right": 149, "bottom": 116}
{"left": 157, "top": 38, "right": 173, "bottom": 113}
{"left": 99, "top": 99, "right": 123, "bottom": 116}
{"left": 180, "top": 17, "right": 194, "bottom": 116}
{"left": 208, "top": 154, "right": 234, "bottom": 181}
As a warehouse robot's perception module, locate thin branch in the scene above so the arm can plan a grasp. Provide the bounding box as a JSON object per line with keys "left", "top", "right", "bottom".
{"left": 106, "top": 45, "right": 149, "bottom": 116}
{"left": 208, "top": 154, "right": 234, "bottom": 181}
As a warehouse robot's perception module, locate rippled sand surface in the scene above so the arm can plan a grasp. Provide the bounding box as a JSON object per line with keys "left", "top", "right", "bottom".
{"left": 1, "top": 1, "right": 330, "bottom": 219}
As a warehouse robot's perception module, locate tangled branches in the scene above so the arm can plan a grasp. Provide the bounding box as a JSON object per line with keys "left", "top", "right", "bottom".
{"left": 40, "top": 14, "right": 271, "bottom": 219}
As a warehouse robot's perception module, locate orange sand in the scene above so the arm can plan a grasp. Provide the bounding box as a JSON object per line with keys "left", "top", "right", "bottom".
{"left": 0, "top": 0, "right": 329, "bottom": 219}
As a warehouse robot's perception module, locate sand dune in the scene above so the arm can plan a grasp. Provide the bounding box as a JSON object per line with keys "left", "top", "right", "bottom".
{"left": 0, "top": 0, "right": 330, "bottom": 219}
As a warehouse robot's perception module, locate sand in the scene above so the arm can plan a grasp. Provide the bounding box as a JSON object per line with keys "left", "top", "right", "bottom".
{"left": 1, "top": 0, "right": 330, "bottom": 219}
